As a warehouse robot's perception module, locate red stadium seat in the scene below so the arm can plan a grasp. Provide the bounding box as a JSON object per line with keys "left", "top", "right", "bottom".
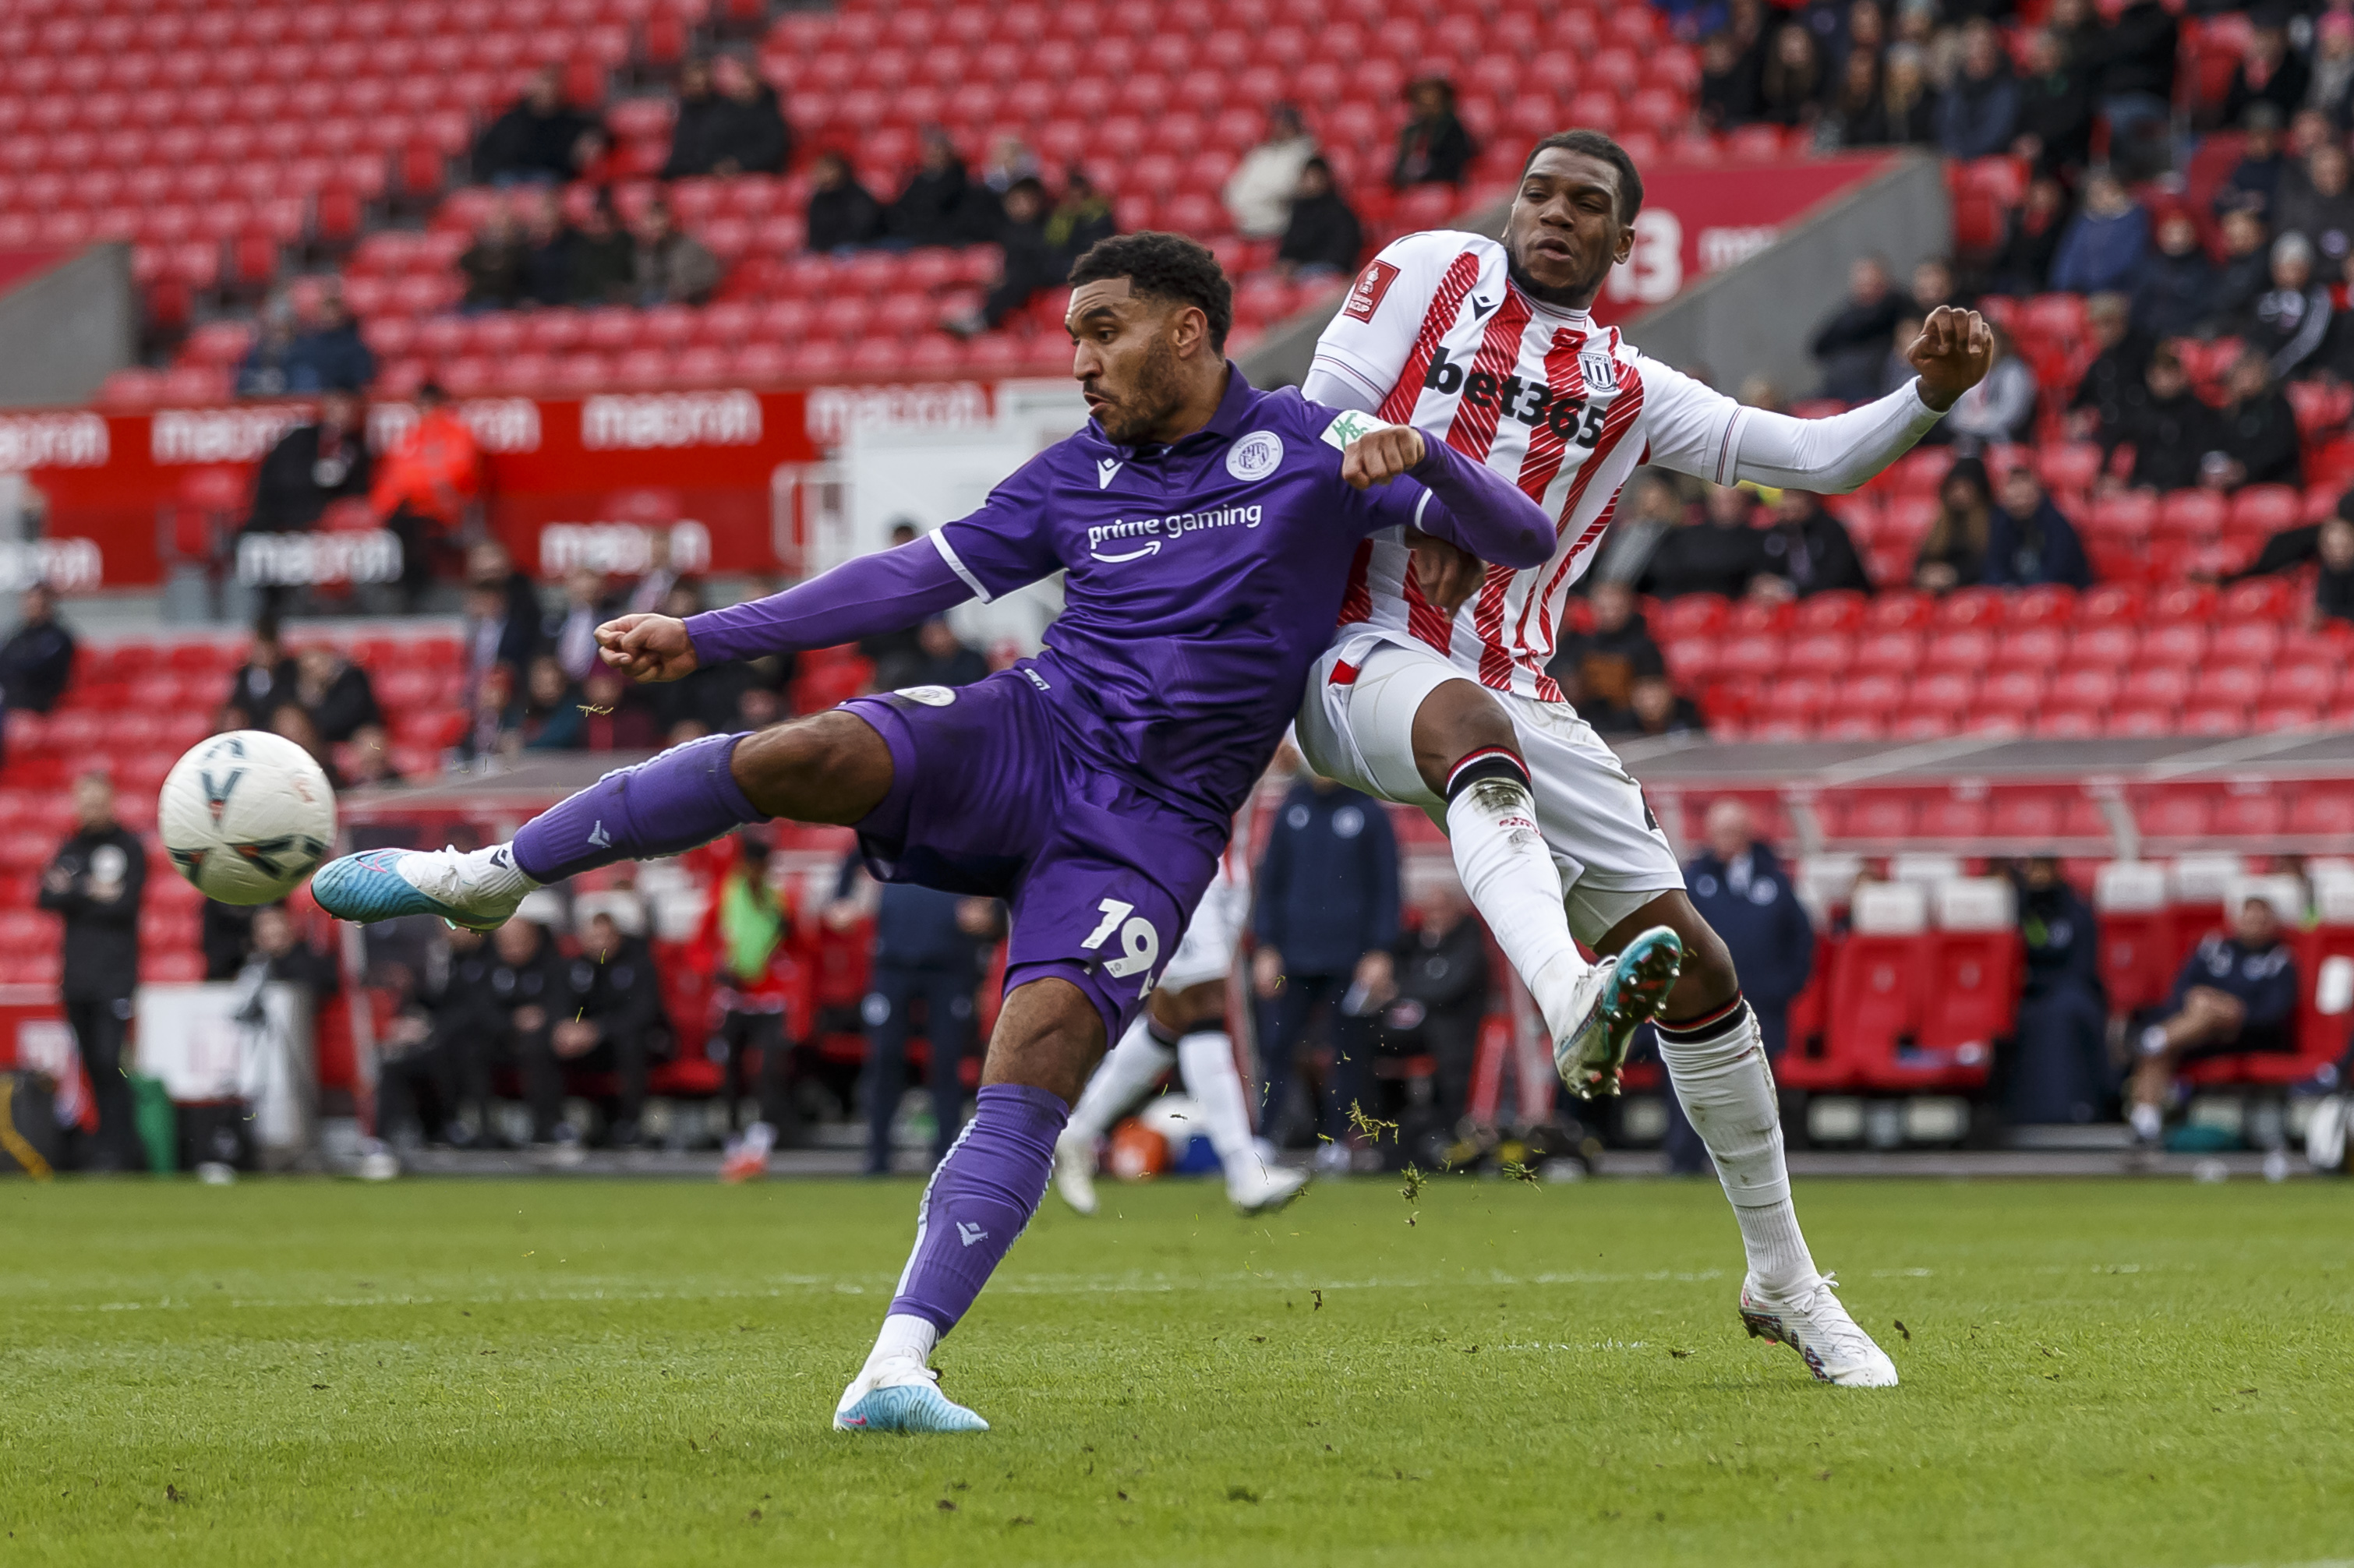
{"left": 1780, "top": 633, "right": 1854, "bottom": 676}
{"left": 1921, "top": 627, "right": 1995, "bottom": 670}
{"left": 1836, "top": 670, "right": 1907, "bottom": 715}
{"left": 1655, "top": 595, "right": 1731, "bottom": 638}
{"left": 1859, "top": 590, "right": 1934, "bottom": 631}
{"left": 1790, "top": 590, "right": 1868, "bottom": 634}
{"left": 2140, "top": 623, "right": 2209, "bottom": 667}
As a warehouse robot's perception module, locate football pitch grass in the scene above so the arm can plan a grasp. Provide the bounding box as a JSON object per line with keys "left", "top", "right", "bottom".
{"left": 2, "top": 1174, "right": 2348, "bottom": 1567}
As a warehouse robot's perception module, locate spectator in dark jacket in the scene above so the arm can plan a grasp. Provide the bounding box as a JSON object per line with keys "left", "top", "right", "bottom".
{"left": 841, "top": 851, "right": 993, "bottom": 1174}
{"left": 376, "top": 925, "right": 495, "bottom": 1149}
{"left": 2244, "top": 231, "right": 2335, "bottom": 381}
{"left": 1043, "top": 169, "right": 1117, "bottom": 262}
{"left": 2317, "top": 514, "right": 2354, "bottom": 627}
{"left": 629, "top": 201, "right": 721, "bottom": 307}
{"left": 2132, "top": 210, "right": 2215, "bottom": 341}
{"left": 516, "top": 188, "right": 574, "bottom": 306}
{"left": 1755, "top": 23, "right": 1824, "bottom": 129}
{"left": 1698, "top": 29, "right": 1762, "bottom": 130}
{"left": 37, "top": 772, "right": 145, "bottom": 1171}
{"left": 1391, "top": 77, "right": 1473, "bottom": 187}
{"left": 1253, "top": 769, "right": 1399, "bottom": 1160}
{"left": 1914, "top": 455, "right": 1995, "bottom": 593}
{"left": 1936, "top": 19, "right": 2019, "bottom": 161}
{"left": 285, "top": 288, "right": 376, "bottom": 394}
{"left": 1985, "top": 466, "right": 2092, "bottom": 588}
{"left": 1639, "top": 483, "right": 1773, "bottom": 599}
{"left": 2130, "top": 893, "right": 2299, "bottom": 1142}
{"left": 485, "top": 912, "right": 581, "bottom": 1149}
{"left": 567, "top": 193, "right": 636, "bottom": 305}
{"left": 2214, "top": 352, "right": 2305, "bottom": 489}
{"left": 2049, "top": 169, "right": 2149, "bottom": 297}
{"left": 224, "top": 617, "right": 298, "bottom": 729}
{"left": 1277, "top": 157, "right": 1363, "bottom": 277}
{"left": 244, "top": 903, "right": 340, "bottom": 1000}
{"left": 1599, "top": 673, "right": 1708, "bottom": 739}
{"left": 0, "top": 584, "right": 76, "bottom": 719}
{"left": 2085, "top": 0, "right": 2176, "bottom": 178}
{"left": 557, "top": 911, "right": 668, "bottom": 1147}
{"left": 1378, "top": 884, "right": 1489, "bottom": 1146}
{"left": 1873, "top": 44, "right": 1939, "bottom": 146}
{"left": 1548, "top": 580, "right": 1664, "bottom": 715}
{"left": 804, "top": 150, "right": 885, "bottom": 253}
{"left": 473, "top": 67, "right": 596, "bottom": 185}
{"left": 1991, "top": 175, "right": 2072, "bottom": 295}
{"left": 2276, "top": 143, "right": 2354, "bottom": 271}
{"left": 2206, "top": 207, "right": 2274, "bottom": 333}
{"left": 874, "top": 616, "right": 987, "bottom": 694}
{"left": 708, "top": 54, "right": 790, "bottom": 176}
{"left": 1810, "top": 255, "right": 1914, "bottom": 403}
{"left": 2224, "top": 22, "right": 2309, "bottom": 132}
{"left": 2218, "top": 107, "right": 2287, "bottom": 223}
{"left": 1816, "top": 48, "right": 1886, "bottom": 150}
{"left": 246, "top": 391, "right": 371, "bottom": 535}
{"left": 2311, "top": 14, "right": 2354, "bottom": 129}
{"left": 955, "top": 177, "right": 1061, "bottom": 333}
{"left": 2067, "top": 294, "right": 2151, "bottom": 444}
{"left": 458, "top": 209, "right": 525, "bottom": 312}
{"left": 2009, "top": 30, "right": 2092, "bottom": 178}
{"left": 660, "top": 58, "right": 727, "bottom": 179}
{"left": 1659, "top": 800, "right": 1812, "bottom": 1172}
{"left": 1758, "top": 489, "right": 1872, "bottom": 595}
{"left": 2119, "top": 348, "right": 2221, "bottom": 492}
{"left": 293, "top": 645, "right": 382, "bottom": 745}
{"left": 890, "top": 127, "right": 981, "bottom": 246}
{"left": 2006, "top": 857, "right": 2108, "bottom": 1125}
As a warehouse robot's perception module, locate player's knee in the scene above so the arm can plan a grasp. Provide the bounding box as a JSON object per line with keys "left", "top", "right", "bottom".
{"left": 734, "top": 711, "right": 889, "bottom": 818}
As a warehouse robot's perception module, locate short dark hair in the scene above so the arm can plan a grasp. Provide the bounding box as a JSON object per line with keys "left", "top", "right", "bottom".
{"left": 1067, "top": 231, "right": 1233, "bottom": 353}
{"left": 1522, "top": 129, "right": 1645, "bottom": 224}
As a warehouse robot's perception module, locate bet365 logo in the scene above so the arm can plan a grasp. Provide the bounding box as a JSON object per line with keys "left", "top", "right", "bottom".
{"left": 1421, "top": 348, "right": 1607, "bottom": 447}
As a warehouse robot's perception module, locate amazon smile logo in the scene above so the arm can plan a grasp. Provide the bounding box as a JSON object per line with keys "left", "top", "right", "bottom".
{"left": 1085, "top": 504, "right": 1264, "bottom": 563}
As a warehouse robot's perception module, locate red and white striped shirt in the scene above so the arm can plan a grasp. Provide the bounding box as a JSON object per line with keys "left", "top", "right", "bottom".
{"left": 1303, "top": 231, "right": 1751, "bottom": 703}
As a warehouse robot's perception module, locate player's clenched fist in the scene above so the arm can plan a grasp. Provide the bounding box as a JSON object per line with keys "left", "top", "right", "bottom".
{"left": 1906, "top": 305, "right": 1995, "bottom": 411}
{"left": 596, "top": 613, "right": 701, "bottom": 683}
{"left": 1341, "top": 422, "right": 1427, "bottom": 488}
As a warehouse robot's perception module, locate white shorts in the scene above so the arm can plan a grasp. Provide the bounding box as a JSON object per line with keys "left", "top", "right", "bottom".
{"left": 1160, "top": 873, "right": 1249, "bottom": 993}
{"left": 1294, "top": 634, "right": 1684, "bottom": 947}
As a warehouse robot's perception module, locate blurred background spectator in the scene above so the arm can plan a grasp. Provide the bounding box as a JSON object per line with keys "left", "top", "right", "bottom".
{"left": 2005, "top": 857, "right": 2108, "bottom": 1128}
{"left": 245, "top": 393, "right": 373, "bottom": 538}
{"left": 474, "top": 65, "right": 598, "bottom": 185}
{"left": 2050, "top": 169, "right": 2150, "bottom": 297}
{"left": 224, "top": 617, "right": 297, "bottom": 729}
{"left": 839, "top": 854, "right": 990, "bottom": 1177}
{"left": 293, "top": 645, "right": 383, "bottom": 745}
{"left": 1391, "top": 76, "right": 1472, "bottom": 188}
{"left": 707, "top": 832, "right": 804, "bottom": 1179}
{"left": 1225, "top": 104, "right": 1319, "bottom": 240}
{"left": 559, "top": 909, "right": 668, "bottom": 1148}
{"left": 1278, "top": 159, "right": 1365, "bottom": 279}
{"left": 38, "top": 772, "right": 145, "bottom": 1172}
{"left": 2130, "top": 894, "right": 2297, "bottom": 1144}
{"left": 1639, "top": 483, "right": 1771, "bottom": 599}
{"left": 1253, "top": 758, "right": 1398, "bottom": 1167}
{"left": 372, "top": 384, "right": 483, "bottom": 612}
{"left": 629, "top": 201, "right": 722, "bottom": 307}
{"left": 0, "top": 584, "right": 76, "bottom": 765}
{"left": 1377, "top": 882, "right": 1488, "bottom": 1162}
{"left": 805, "top": 151, "right": 886, "bottom": 253}
{"left": 1913, "top": 454, "right": 1995, "bottom": 594}
{"left": 1811, "top": 256, "right": 1912, "bottom": 403}
{"left": 1985, "top": 464, "right": 2091, "bottom": 588}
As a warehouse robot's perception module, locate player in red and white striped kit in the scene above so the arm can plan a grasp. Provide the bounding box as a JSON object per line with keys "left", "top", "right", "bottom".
{"left": 1297, "top": 131, "right": 1992, "bottom": 1386}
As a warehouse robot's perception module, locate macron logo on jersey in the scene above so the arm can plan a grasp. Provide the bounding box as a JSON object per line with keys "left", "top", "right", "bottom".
{"left": 1343, "top": 259, "right": 1400, "bottom": 323}
{"left": 1096, "top": 457, "right": 1122, "bottom": 489}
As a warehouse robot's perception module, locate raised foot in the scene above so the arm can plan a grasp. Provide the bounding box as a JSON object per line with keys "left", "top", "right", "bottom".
{"left": 1230, "top": 1163, "right": 1310, "bottom": 1216}
{"left": 1052, "top": 1130, "right": 1100, "bottom": 1217}
{"left": 1739, "top": 1273, "right": 1900, "bottom": 1387}
{"left": 1553, "top": 926, "right": 1685, "bottom": 1100}
{"left": 309, "top": 847, "right": 521, "bottom": 931}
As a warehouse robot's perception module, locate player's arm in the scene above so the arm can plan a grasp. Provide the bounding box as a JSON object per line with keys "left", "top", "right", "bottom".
{"left": 599, "top": 457, "right": 1062, "bottom": 683}
{"left": 1337, "top": 419, "right": 1554, "bottom": 570}
{"left": 1725, "top": 307, "right": 1994, "bottom": 495}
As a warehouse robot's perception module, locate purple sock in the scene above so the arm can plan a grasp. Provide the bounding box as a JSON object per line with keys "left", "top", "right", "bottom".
{"left": 888, "top": 1082, "right": 1069, "bottom": 1334}
{"left": 511, "top": 731, "right": 765, "bottom": 883}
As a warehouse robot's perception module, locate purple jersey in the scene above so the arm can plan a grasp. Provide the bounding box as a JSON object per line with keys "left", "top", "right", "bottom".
{"left": 924, "top": 368, "right": 1512, "bottom": 825}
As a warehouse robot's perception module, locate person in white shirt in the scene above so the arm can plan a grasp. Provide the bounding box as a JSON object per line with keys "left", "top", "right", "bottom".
{"left": 1222, "top": 104, "right": 1319, "bottom": 240}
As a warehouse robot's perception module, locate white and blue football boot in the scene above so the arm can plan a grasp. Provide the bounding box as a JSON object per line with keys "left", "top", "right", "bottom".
{"left": 1740, "top": 1272, "right": 1900, "bottom": 1387}
{"left": 834, "top": 1358, "right": 989, "bottom": 1433}
{"left": 1553, "top": 926, "right": 1685, "bottom": 1099}
{"left": 309, "top": 845, "right": 532, "bottom": 931}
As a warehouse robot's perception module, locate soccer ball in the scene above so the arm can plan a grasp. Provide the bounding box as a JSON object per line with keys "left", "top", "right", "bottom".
{"left": 158, "top": 730, "right": 338, "bottom": 906}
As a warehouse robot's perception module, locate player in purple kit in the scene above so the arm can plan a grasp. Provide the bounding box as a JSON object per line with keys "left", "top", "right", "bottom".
{"left": 309, "top": 233, "right": 1556, "bottom": 1433}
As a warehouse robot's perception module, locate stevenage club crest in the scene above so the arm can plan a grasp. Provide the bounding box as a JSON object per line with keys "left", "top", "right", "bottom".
{"left": 1226, "top": 430, "right": 1284, "bottom": 481}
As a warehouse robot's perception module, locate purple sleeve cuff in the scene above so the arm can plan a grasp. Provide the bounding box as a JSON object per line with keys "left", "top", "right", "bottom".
{"left": 683, "top": 537, "right": 974, "bottom": 666}
{"left": 1407, "top": 438, "right": 1557, "bottom": 568}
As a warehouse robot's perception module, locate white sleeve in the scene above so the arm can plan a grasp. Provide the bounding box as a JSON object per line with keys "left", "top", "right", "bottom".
{"left": 1727, "top": 380, "right": 1949, "bottom": 495}
{"left": 1630, "top": 354, "right": 1750, "bottom": 484}
{"left": 1303, "top": 231, "right": 1466, "bottom": 413}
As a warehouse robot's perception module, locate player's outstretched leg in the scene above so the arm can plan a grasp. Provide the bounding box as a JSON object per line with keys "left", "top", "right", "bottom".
{"left": 1053, "top": 1014, "right": 1176, "bottom": 1216}
{"left": 838, "top": 976, "right": 1097, "bottom": 1434}
{"left": 1607, "top": 894, "right": 1895, "bottom": 1388}
{"left": 313, "top": 715, "right": 889, "bottom": 927}
{"left": 1176, "top": 1026, "right": 1306, "bottom": 1214}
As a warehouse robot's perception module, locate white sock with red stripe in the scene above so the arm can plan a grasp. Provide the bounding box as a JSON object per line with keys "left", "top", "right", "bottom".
{"left": 1656, "top": 998, "right": 1817, "bottom": 1298}
{"left": 1064, "top": 1015, "right": 1176, "bottom": 1144}
{"left": 1440, "top": 749, "right": 1593, "bottom": 1041}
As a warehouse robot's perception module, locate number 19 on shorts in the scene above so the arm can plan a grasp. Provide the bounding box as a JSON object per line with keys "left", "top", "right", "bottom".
{"left": 1083, "top": 898, "right": 1161, "bottom": 998}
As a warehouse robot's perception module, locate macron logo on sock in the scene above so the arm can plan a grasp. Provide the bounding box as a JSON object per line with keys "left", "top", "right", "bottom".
{"left": 956, "top": 1220, "right": 989, "bottom": 1247}
{"left": 587, "top": 821, "right": 612, "bottom": 849}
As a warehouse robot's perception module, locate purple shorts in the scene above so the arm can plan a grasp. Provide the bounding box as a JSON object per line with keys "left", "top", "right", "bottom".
{"left": 841, "top": 669, "right": 1226, "bottom": 1044}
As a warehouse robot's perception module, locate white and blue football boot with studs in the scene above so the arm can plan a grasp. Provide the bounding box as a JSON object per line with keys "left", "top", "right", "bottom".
{"left": 834, "top": 1358, "right": 989, "bottom": 1433}
{"left": 1553, "top": 926, "right": 1685, "bottom": 1099}
{"left": 1740, "top": 1273, "right": 1900, "bottom": 1387}
{"left": 309, "top": 845, "right": 533, "bottom": 931}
